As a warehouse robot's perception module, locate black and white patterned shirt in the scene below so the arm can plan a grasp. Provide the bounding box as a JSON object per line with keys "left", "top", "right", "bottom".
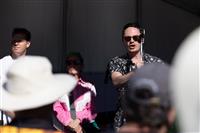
{"left": 109, "top": 53, "right": 163, "bottom": 77}
{"left": 108, "top": 52, "right": 163, "bottom": 129}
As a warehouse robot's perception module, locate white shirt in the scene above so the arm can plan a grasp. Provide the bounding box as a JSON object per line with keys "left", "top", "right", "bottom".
{"left": 0, "top": 55, "right": 14, "bottom": 87}
{"left": 0, "top": 55, "right": 14, "bottom": 125}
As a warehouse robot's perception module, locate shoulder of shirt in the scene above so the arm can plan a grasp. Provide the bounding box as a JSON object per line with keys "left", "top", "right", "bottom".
{"left": 109, "top": 56, "right": 119, "bottom": 61}
{"left": 110, "top": 53, "right": 129, "bottom": 61}
{"left": 78, "top": 78, "right": 96, "bottom": 94}
{"left": 0, "top": 55, "right": 12, "bottom": 61}
{"left": 0, "top": 55, "right": 13, "bottom": 65}
{"left": 143, "top": 53, "right": 164, "bottom": 62}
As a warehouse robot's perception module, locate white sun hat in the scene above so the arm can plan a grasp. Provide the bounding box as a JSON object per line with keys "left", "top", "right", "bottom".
{"left": 170, "top": 26, "right": 200, "bottom": 132}
{"left": 0, "top": 56, "right": 77, "bottom": 111}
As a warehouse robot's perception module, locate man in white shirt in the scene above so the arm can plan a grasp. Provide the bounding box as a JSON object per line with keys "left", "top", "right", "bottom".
{"left": 0, "top": 27, "right": 31, "bottom": 125}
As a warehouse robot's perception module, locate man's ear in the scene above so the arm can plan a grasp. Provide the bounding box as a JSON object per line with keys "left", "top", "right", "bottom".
{"left": 26, "top": 41, "right": 31, "bottom": 48}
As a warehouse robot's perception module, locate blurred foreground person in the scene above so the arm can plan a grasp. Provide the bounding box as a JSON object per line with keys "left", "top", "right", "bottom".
{"left": 170, "top": 27, "right": 200, "bottom": 133}
{"left": 119, "top": 63, "right": 175, "bottom": 133}
{"left": 0, "top": 56, "right": 77, "bottom": 133}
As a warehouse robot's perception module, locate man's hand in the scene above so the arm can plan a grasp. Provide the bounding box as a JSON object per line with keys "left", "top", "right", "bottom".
{"left": 68, "top": 119, "right": 83, "bottom": 133}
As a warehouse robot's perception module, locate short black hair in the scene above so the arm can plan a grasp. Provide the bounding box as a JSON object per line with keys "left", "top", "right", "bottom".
{"left": 122, "top": 22, "right": 145, "bottom": 40}
{"left": 66, "top": 52, "right": 84, "bottom": 65}
{"left": 12, "top": 28, "right": 31, "bottom": 41}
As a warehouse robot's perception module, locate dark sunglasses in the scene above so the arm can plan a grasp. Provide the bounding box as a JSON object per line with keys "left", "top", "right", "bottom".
{"left": 123, "top": 35, "right": 142, "bottom": 43}
{"left": 66, "top": 60, "right": 82, "bottom": 66}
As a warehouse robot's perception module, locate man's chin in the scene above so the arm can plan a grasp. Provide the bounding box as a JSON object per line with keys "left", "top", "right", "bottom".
{"left": 128, "top": 49, "right": 140, "bottom": 53}
{"left": 12, "top": 52, "right": 25, "bottom": 58}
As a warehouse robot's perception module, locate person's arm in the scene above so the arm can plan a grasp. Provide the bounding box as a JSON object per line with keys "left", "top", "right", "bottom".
{"left": 108, "top": 57, "right": 136, "bottom": 88}
{"left": 75, "top": 93, "right": 97, "bottom": 122}
{"left": 111, "top": 71, "right": 134, "bottom": 88}
{"left": 53, "top": 101, "right": 72, "bottom": 126}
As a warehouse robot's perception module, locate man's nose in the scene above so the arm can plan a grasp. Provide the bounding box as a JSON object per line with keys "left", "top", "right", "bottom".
{"left": 12, "top": 42, "right": 19, "bottom": 46}
{"left": 130, "top": 37, "right": 135, "bottom": 43}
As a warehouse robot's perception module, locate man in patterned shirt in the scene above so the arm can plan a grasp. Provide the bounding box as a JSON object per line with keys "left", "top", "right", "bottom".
{"left": 107, "top": 22, "right": 163, "bottom": 130}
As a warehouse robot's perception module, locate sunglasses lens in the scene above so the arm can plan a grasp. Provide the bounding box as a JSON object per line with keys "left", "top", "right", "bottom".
{"left": 124, "top": 36, "right": 132, "bottom": 42}
{"left": 124, "top": 35, "right": 142, "bottom": 43}
{"left": 133, "top": 36, "right": 141, "bottom": 43}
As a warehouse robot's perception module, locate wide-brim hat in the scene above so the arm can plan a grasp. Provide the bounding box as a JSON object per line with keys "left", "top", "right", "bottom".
{"left": 0, "top": 56, "right": 77, "bottom": 111}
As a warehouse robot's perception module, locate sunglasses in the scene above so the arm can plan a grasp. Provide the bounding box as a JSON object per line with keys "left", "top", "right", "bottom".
{"left": 66, "top": 60, "right": 82, "bottom": 66}
{"left": 123, "top": 35, "right": 142, "bottom": 43}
